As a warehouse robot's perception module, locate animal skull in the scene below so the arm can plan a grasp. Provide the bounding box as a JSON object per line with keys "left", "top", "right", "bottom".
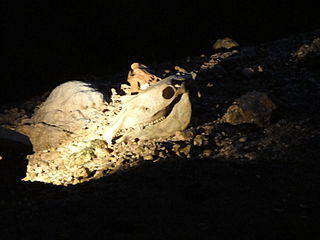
{"left": 104, "top": 75, "right": 192, "bottom": 144}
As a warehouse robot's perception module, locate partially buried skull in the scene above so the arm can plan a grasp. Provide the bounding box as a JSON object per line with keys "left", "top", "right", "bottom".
{"left": 104, "top": 75, "right": 192, "bottom": 144}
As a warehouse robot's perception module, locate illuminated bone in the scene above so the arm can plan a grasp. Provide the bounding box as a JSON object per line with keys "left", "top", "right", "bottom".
{"left": 104, "top": 75, "right": 192, "bottom": 144}
{"left": 127, "top": 63, "right": 161, "bottom": 93}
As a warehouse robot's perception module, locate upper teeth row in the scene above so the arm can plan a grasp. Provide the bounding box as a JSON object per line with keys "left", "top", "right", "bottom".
{"left": 115, "top": 116, "right": 166, "bottom": 137}
{"left": 140, "top": 116, "right": 165, "bottom": 127}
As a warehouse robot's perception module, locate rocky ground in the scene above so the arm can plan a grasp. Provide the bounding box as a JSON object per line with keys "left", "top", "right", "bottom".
{"left": 0, "top": 29, "right": 320, "bottom": 239}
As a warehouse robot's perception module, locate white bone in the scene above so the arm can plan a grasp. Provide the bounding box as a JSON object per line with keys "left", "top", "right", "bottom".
{"left": 105, "top": 75, "right": 192, "bottom": 144}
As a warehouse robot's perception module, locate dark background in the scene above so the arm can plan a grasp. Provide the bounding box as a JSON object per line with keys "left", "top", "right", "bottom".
{"left": 1, "top": 1, "right": 319, "bottom": 105}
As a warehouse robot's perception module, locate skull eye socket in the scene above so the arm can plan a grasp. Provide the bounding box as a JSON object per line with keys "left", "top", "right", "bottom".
{"left": 162, "top": 86, "right": 175, "bottom": 99}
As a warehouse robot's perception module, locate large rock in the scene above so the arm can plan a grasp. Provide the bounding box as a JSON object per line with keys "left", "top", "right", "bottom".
{"left": 0, "top": 127, "right": 32, "bottom": 184}
{"left": 32, "top": 80, "right": 106, "bottom": 127}
{"left": 17, "top": 81, "right": 108, "bottom": 151}
{"left": 221, "top": 91, "right": 276, "bottom": 127}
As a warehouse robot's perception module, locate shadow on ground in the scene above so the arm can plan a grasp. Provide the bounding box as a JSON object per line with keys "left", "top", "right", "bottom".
{"left": 1, "top": 153, "right": 319, "bottom": 240}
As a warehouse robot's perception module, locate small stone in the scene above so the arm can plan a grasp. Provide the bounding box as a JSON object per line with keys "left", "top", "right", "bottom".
{"left": 193, "top": 135, "right": 204, "bottom": 146}
{"left": 143, "top": 154, "right": 154, "bottom": 161}
{"left": 238, "top": 137, "right": 247, "bottom": 142}
{"left": 244, "top": 152, "right": 256, "bottom": 160}
{"left": 213, "top": 37, "right": 239, "bottom": 50}
{"left": 73, "top": 167, "right": 90, "bottom": 178}
{"left": 172, "top": 144, "right": 180, "bottom": 153}
{"left": 202, "top": 149, "right": 213, "bottom": 157}
{"left": 242, "top": 67, "right": 255, "bottom": 78}
{"left": 159, "top": 151, "right": 166, "bottom": 158}
{"left": 198, "top": 125, "right": 214, "bottom": 135}
{"left": 93, "top": 170, "right": 105, "bottom": 179}
{"left": 257, "top": 65, "right": 264, "bottom": 72}
{"left": 179, "top": 145, "right": 191, "bottom": 156}
{"left": 174, "top": 129, "right": 195, "bottom": 141}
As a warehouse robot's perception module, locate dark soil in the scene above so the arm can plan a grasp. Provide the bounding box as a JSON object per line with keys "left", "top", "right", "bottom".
{"left": 1, "top": 30, "right": 320, "bottom": 239}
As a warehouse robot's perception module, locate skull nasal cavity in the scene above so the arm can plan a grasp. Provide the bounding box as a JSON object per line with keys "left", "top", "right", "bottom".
{"left": 162, "top": 87, "right": 175, "bottom": 99}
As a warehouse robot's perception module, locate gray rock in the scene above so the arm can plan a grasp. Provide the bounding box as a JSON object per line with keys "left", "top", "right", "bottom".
{"left": 0, "top": 127, "right": 32, "bottom": 184}
{"left": 242, "top": 67, "right": 255, "bottom": 78}
{"left": 0, "top": 127, "right": 32, "bottom": 147}
{"left": 221, "top": 91, "right": 276, "bottom": 127}
{"left": 17, "top": 81, "right": 108, "bottom": 151}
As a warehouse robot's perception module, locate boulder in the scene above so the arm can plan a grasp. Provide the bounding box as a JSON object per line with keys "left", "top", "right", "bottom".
{"left": 221, "top": 91, "right": 276, "bottom": 127}
{"left": 17, "top": 81, "right": 108, "bottom": 151}
{"left": 0, "top": 127, "right": 32, "bottom": 184}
